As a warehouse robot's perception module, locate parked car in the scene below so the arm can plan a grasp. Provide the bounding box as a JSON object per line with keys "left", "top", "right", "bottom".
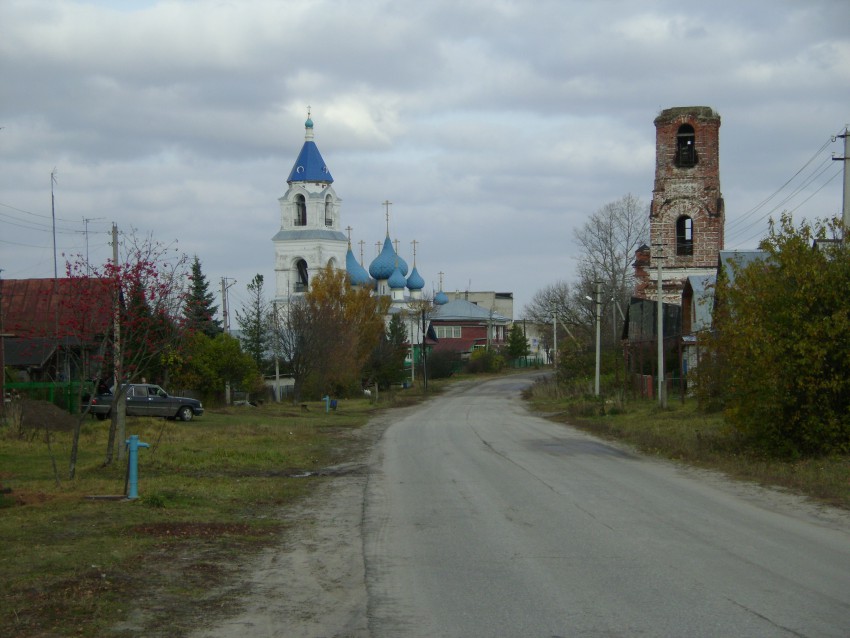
{"left": 84, "top": 383, "right": 204, "bottom": 421}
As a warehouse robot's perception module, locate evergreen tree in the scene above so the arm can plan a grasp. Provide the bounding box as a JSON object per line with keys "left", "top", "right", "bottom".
{"left": 368, "top": 312, "right": 409, "bottom": 389}
{"left": 183, "top": 256, "right": 221, "bottom": 338}
{"left": 506, "top": 322, "right": 529, "bottom": 360}
{"left": 236, "top": 274, "right": 270, "bottom": 371}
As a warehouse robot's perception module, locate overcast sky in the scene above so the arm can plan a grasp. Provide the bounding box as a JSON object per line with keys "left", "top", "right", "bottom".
{"left": 1, "top": 0, "right": 847, "bottom": 317}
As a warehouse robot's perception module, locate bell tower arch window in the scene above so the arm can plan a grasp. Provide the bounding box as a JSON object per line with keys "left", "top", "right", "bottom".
{"left": 295, "top": 259, "right": 309, "bottom": 292}
{"left": 294, "top": 194, "right": 307, "bottom": 226}
{"left": 676, "top": 124, "right": 696, "bottom": 167}
{"left": 676, "top": 215, "right": 694, "bottom": 256}
{"left": 324, "top": 195, "right": 333, "bottom": 227}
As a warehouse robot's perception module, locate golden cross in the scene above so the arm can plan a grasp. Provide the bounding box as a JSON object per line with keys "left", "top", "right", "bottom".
{"left": 382, "top": 200, "right": 392, "bottom": 235}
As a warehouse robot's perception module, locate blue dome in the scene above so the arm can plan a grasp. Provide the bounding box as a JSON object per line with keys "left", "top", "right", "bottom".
{"left": 406, "top": 266, "right": 425, "bottom": 291}
{"left": 434, "top": 290, "right": 449, "bottom": 305}
{"left": 388, "top": 265, "right": 407, "bottom": 289}
{"left": 305, "top": 117, "right": 313, "bottom": 128}
{"left": 369, "top": 236, "right": 397, "bottom": 280}
{"left": 346, "top": 247, "right": 371, "bottom": 286}
{"left": 395, "top": 253, "right": 409, "bottom": 277}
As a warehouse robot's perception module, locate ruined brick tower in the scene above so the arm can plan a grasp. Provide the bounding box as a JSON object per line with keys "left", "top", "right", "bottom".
{"left": 634, "top": 106, "right": 725, "bottom": 302}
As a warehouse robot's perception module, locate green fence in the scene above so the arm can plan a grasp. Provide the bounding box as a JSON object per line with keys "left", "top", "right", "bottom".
{"left": 509, "top": 356, "right": 546, "bottom": 368}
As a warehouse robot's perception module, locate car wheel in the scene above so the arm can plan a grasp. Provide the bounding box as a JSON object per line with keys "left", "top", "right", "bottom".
{"left": 178, "top": 406, "right": 193, "bottom": 422}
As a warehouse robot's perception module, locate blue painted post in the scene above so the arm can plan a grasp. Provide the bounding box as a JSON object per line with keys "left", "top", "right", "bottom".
{"left": 322, "top": 395, "right": 330, "bottom": 413}
{"left": 125, "top": 435, "right": 150, "bottom": 499}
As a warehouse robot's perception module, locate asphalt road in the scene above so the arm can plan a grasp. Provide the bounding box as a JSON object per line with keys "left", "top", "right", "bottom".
{"left": 362, "top": 374, "right": 850, "bottom": 637}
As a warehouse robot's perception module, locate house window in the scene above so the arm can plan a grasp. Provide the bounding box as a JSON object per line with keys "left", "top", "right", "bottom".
{"left": 324, "top": 195, "right": 333, "bottom": 227}
{"left": 295, "top": 259, "right": 308, "bottom": 292}
{"left": 435, "top": 326, "right": 461, "bottom": 339}
{"left": 676, "top": 216, "right": 694, "bottom": 256}
{"left": 294, "top": 195, "right": 307, "bottom": 226}
{"left": 676, "top": 124, "right": 696, "bottom": 167}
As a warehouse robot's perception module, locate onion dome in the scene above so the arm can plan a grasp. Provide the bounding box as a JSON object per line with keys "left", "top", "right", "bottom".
{"left": 369, "top": 236, "right": 398, "bottom": 280}
{"left": 406, "top": 266, "right": 425, "bottom": 291}
{"left": 434, "top": 290, "right": 449, "bottom": 305}
{"left": 388, "top": 264, "right": 407, "bottom": 290}
{"left": 346, "top": 246, "right": 371, "bottom": 286}
{"left": 395, "top": 252, "right": 409, "bottom": 277}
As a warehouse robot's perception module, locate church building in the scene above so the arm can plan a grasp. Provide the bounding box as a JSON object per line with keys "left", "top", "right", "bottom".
{"left": 271, "top": 113, "right": 446, "bottom": 328}
{"left": 272, "top": 113, "right": 348, "bottom": 303}
{"left": 633, "top": 106, "right": 725, "bottom": 303}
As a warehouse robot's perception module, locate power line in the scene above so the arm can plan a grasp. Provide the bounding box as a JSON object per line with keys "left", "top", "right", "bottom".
{"left": 0, "top": 210, "right": 82, "bottom": 234}
{"left": 726, "top": 133, "right": 837, "bottom": 235}
{"left": 727, "top": 161, "right": 841, "bottom": 243}
{"left": 725, "top": 129, "right": 845, "bottom": 246}
{"left": 0, "top": 199, "right": 93, "bottom": 224}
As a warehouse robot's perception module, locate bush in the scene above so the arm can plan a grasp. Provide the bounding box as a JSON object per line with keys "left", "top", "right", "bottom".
{"left": 425, "top": 351, "right": 459, "bottom": 380}
{"left": 465, "top": 349, "right": 505, "bottom": 374}
{"left": 706, "top": 215, "right": 850, "bottom": 457}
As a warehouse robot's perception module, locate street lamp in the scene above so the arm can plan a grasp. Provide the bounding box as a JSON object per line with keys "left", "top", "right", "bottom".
{"left": 552, "top": 309, "right": 557, "bottom": 368}
{"left": 585, "top": 282, "right": 602, "bottom": 396}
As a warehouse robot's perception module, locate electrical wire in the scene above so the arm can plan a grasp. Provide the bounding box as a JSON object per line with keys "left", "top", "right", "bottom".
{"left": 725, "top": 128, "right": 844, "bottom": 246}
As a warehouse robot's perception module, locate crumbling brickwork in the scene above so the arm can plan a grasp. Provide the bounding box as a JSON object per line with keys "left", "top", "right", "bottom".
{"left": 635, "top": 106, "right": 725, "bottom": 302}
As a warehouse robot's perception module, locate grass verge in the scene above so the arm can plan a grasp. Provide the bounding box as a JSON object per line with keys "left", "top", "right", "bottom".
{"left": 525, "top": 380, "right": 850, "bottom": 510}
{"left": 0, "top": 389, "right": 432, "bottom": 638}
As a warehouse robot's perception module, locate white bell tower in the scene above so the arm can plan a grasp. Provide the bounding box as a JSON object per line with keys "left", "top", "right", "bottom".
{"left": 273, "top": 112, "right": 348, "bottom": 304}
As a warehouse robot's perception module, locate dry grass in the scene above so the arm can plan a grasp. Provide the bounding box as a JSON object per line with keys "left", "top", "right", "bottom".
{"left": 0, "top": 397, "right": 387, "bottom": 637}
{"left": 526, "top": 379, "right": 850, "bottom": 509}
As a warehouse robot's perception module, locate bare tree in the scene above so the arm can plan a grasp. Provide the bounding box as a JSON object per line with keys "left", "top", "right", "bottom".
{"left": 522, "top": 281, "right": 587, "bottom": 360}
{"left": 272, "top": 296, "right": 322, "bottom": 402}
{"left": 573, "top": 193, "right": 649, "bottom": 343}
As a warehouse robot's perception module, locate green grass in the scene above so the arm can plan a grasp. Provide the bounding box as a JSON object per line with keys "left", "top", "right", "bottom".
{"left": 526, "top": 381, "right": 850, "bottom": 509}
{"left": 0, "top": 396, "right": 391, "bottom": 637}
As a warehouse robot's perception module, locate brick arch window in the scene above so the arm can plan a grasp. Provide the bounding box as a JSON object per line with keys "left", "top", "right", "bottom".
{"left": 676, "top": 215, "right": 694, "bottom": 256}
{"left": 324, "top": 195, "right": 333, "bottom": 227}
{"left": 294, "top": 194, "right": 307, "bottom": 226}
{"left": 676, "top": 124, "right": 697, "bottom": 167}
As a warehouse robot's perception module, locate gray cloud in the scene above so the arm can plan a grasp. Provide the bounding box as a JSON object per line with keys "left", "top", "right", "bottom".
{"left": 1, "top": 0, "right": 847, "bottom": 315}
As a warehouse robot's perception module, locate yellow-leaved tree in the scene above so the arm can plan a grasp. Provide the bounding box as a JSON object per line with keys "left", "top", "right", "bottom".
{"left": 278, "top": 265, "right": 389, "bottom": 400}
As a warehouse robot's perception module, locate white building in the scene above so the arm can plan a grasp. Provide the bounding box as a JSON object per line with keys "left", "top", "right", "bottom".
{"left": 272, "top": 114, "right": 348, "bottom": 304}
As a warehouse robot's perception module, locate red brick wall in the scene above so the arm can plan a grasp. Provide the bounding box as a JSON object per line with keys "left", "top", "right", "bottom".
{"left": 636, "top": 107, "right": 725, "bottom": 301}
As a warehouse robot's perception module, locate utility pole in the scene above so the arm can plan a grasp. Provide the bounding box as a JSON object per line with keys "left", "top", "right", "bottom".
{"left": 220, "top": 277, "right": 236, "bottom": 405}
{"left": 81, "top": 217, "right": 104, "bottom": 274}
{"left": 220, "top": 277, "right": 236, "bottom": 333}
{"left": 111, "top": 223, "right": 127, "bottom": 461}
{"left": 51, "top": 170, "right": 58, "bottom": 280}
{"left": 833, "top": 126, "right": 849, "bottom": 234}
{"left": 421, "top": 307, "right": 428, "bottom": 392}
{"left": 0, "top": 271, "right": 7, "bottom": 420}
{"left": 653, "top": 244, "right": 667, "bottom": 407}
{"left": 552, "top": 308, "right": 557, "bottom": 369}
{"left": 272, "top": 301, "right": 280, "bottom": 402}
{"left": 594, "top": 281, "right": 602, "bottom": 397}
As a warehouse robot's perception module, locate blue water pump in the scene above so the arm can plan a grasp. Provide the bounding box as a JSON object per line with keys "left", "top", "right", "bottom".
{"left": 125, "top": 434, "right": 150, "bottom": 499}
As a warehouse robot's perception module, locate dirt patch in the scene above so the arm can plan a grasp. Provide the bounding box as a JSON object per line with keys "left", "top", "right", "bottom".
{"left": 182, "top": 412, "right": 403, "bottom": 638}
{"left": 129, "top": 521, "right": 277, "bottom": 540}
{"left": 4, "top": 398, "right": 80, "bottom": 435}
{"left": 10, "top": 490, "right": 57, "bottom": 506}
